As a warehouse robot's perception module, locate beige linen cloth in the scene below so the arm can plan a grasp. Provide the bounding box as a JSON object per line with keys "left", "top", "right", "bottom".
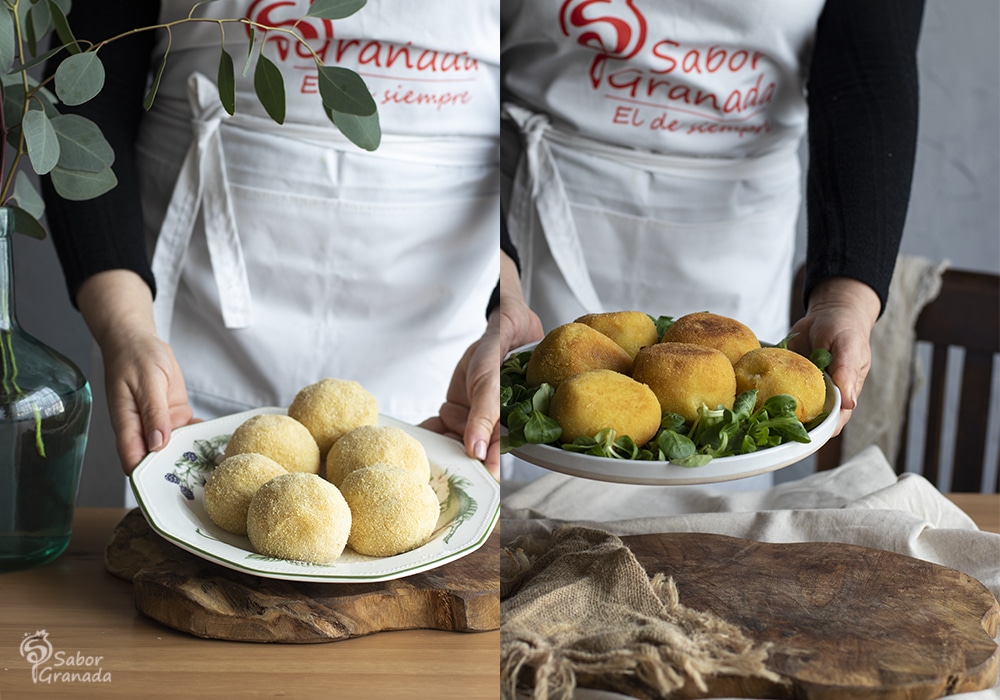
{"left": 501, "top": 446, "right": 1000, "bottom": 699}
{"left": 838, "top": 255, "right": 949, "bottom": 466}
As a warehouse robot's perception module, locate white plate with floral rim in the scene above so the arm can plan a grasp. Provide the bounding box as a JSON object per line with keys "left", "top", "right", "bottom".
{"left": 129, "top": 408, "right": 500, "bottom": 583}
{"left": 503, "top": 342, "right": 841, "bottom": 486}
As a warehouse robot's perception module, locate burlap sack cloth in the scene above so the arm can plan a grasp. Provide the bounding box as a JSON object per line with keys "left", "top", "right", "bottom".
{"left": 501, "top": 527, "right": 784, "bottom": 700}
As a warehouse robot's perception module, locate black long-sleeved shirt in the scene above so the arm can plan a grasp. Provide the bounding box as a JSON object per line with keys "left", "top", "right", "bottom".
{"left": 43, "top": 1, "right": 924, "bottom": 321}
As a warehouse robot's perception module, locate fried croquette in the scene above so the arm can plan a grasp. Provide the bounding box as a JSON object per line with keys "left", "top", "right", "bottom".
{"left": 734, "top": 347, "right": 827, "bottom": 423}
{"left": 631, "top": 343, "right": 736, "bottom": 423}
{"left": 324, "top": 424, "right": 430, "bottom": 487}
{"left": 246, "top": 473, "right": 352, "bottom": 564}
{"left": 575, "top": 311, "right": 659, "bottom": 360}
{"left": 661, "top": 312, "right": 760, "bottom": 365}
{"left": 203, "top": 453, "right": 287, "bottom": 535}
{"left": 287, "top": 378, "right": 378, "bottom": 455}
{"left": 549, "top": 369, "right": 662, "bottom": 445}
{"left": 525, "top": 322, "right": 632, "bottom": 388}
{"left": 340, "top": 464, "right": 440, "bottom": 557}
{"left": 223, "top": 413, "right": 321, "bottom": 474}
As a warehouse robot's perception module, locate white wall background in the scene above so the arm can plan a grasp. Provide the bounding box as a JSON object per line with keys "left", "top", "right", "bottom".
{"left": 11, "top": 0, "right": 1000, "bottom": 505}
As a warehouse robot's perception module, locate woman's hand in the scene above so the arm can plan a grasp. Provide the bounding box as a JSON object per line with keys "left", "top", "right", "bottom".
{"left": 77, "top": 270, "right": 196, "bottom": 474}
{"left": 787, "top": 276, "right": 882, "bottom": 435}
{"left": 421, "top": 252, "right": 543, "bottom": 478}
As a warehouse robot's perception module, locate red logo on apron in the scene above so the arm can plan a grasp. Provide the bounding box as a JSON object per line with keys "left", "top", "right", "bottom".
{"left": 559, "top": 0, "right": 647, "bottom": 88}
{"left": 246, "top": 0, "right": 335, "bottom": 61}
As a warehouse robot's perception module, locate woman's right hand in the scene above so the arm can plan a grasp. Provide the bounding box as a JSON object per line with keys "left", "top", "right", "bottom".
{"left": 77, "top": 270, "right": 196, "bottom": 474}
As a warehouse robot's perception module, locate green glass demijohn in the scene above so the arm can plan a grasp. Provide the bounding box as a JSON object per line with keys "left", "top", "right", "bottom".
{"left": 0, "top": 207, "right": 92, "bottom": 572}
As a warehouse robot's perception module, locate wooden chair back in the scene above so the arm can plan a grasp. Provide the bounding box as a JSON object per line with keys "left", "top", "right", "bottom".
{"left": 790, "top": 266, "right": 1000, "bottom": 492}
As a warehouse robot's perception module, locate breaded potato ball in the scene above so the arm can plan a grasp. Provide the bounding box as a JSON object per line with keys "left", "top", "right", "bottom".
{"left": 734, "top": 347, "right": 827, "bottom": 423}
{"left": 324, "top": 424, "right": 430, "bottom": 487}
{"left": 525, "top": 322, "right": 632, "bottom": 388}
{"left": 203, "top": 453, "right": 287, "bottom": 535}
{"left": 661, "top": 312, "right": 760, "bottom": 365}
{"left": 631, "top": 343, "right": 736, "bottom": 423}
{"left": 340, "top": 464, "right": 440, "bottom": 557}
{"left": 549, "top": 369, "right": 662, "bottom": 445}
{"left": 288, "top": 378, "right": 378, "bottom": 455}
{"left": 246, "top": 473, "right": 352, "bottom": 564}
{"left": 224, "top": 413, "right": 321, "bottom": 474}
{"left": 575, "top": 311, "right": 659, "bottom": 360}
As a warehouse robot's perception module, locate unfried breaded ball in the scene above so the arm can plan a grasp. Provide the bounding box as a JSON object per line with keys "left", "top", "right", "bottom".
{"left": 631, "top": 343, "right": 736, "bottom": 423}
{"left": 661, "top": 312, "right": 760, "bottom": 365}
{"left": 287, "top": 378, "right": 378, "bottom": 455}
{"left": 224, "top": 413, "right": 320, "bottom": 474}
{"left": 246, "top": 472, "right": 352, "bottom": 564}
{"left": 340, "top": 464, "right": 440, "bottom": 558}
{"left": 734, "top": 347, "right": 827, "bottom": 423}
{"left": 324, "top": 424, "right": 430, "bottom": 487}
{"left": 203, "top": 453, "right": 287, "bottom": 535}
{"left": 549, "top": 369, "right": 662, "bottom": 445}
{"left": 525, "top": 323, "right": 632, "bottom": 388}
{"left": 575, "top": 311, "right": 659, "bottom": 360}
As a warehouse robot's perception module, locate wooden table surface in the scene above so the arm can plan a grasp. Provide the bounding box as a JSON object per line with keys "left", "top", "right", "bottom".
{"left": 0, "top": 508, "right": 499, "bottom": 699}
{"left": 0, "top": 496, "right": 995, "bottom": 698}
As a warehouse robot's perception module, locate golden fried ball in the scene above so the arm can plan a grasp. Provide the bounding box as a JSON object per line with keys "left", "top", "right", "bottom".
{"left": 525, "top": 322, "right": 633, "bottom": 388}
{"left": 549, "top": 369, "right": 662, "bottom": 445}
{"left": 661, "top": 312, "right": 760, "bottom": 365}
{"left": 734, "top": 347, "right": 827, "bottom": 423}
{"left": 246, "top": 473, "right": 352, "bottom": 564}
{"left": 631, "top": 343, "right": 736, "bottom": 423}
{"left": 224, "top": 413, "right": 321, "bottom": 474}
{"left": 287, "top": 378, "right": 379, "bottom": 455}
{"left": 203, "top": 453, "right": 287, "bottom": 535}
{"left": 575, "top": 311, "right": 659, "bottom": 360}
{"left": 324, "top": 424, "right": 430, "bottom": 487}
{"left": 340, "top": 464, "right": 440, "bottom": 558}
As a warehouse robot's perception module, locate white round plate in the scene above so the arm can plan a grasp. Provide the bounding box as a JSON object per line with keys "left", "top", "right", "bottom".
{"left": 130, "top": 408, "right": 500, "bottom": 582}
{"left": 505, "top": 343, "right": 841, "bottom": 485}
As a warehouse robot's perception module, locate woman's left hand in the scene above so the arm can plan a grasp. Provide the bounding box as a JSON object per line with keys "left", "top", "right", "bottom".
{"left": 787, "top": 276, "right": 882, "bottom": 435}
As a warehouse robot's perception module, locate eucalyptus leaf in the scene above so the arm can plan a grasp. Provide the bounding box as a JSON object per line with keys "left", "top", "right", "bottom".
{"left": 143, "top": 51, "right": 168, "bottom": 110}
{"left": 217, "top": 48, "right": 236, "bottom": 115}
{"left": 54, "top": 51, "right": 105, "bottom": 106}
{"left": 22, "top": 109, "right": 59, "bottom": 175}
{"left": 47, "top": 0, "right": 80, "bottom": 54}
{"left": 49, "top": 164, "right": 117, "bottom": 200}
{"left": 12, "top": 171, "right": 45, "bottom": 219}
{"left": 27, "top": 0, "right": 52, "bottom": 55}
{"left": 326, "top": 108, "right": 381, "bottom": 151}
{"left": 0, "top": 9, "right": 15, "bottom": 73}
{"left": 51, "top": 113, "right": 114, "bottom": 172}
{"left": 253, "top": 54, "right": 285, "bottom": 124}
{"left": 316, "top": 65, "right": 376, "bottom": 116}
{"left": 306, "top": 0, "right": 367, "bottom": 20}
{"left": 9, "top": 205, "right": 46, "bottom": 240}
{"left": 7, "top": 45, "right": 63, "bottom": 74}
{"left": 242, "top": 27, "right": 255, "bottom": 77}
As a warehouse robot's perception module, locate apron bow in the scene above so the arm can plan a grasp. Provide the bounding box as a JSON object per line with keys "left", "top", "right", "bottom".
{"left": 151, "top": 72, "right": 254, "bottom": 340}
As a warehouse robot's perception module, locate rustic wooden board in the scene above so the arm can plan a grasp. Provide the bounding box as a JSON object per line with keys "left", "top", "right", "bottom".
{"left": 105, "top": 509, "right": 499, "bottom": 643}
{"left": 611, "top": 533, "right": 1000, "bottom": 700}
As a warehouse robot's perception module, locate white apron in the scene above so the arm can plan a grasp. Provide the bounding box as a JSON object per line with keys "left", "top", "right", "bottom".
{"left": 106, "top": 1, "right": 498, "bottom": 503}
{"left": 500, "top": 0, "right": 823, "bottom": 484}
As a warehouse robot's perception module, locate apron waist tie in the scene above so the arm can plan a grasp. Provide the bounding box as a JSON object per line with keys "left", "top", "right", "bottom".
{"left": 502, "top": 101, "right": 800, "bottom": 318}
{"left": 152, "top": 72, "right": 501, "bottom": 341}
{"left": 151, "top": 72, "right": 253, "bottom": 340}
